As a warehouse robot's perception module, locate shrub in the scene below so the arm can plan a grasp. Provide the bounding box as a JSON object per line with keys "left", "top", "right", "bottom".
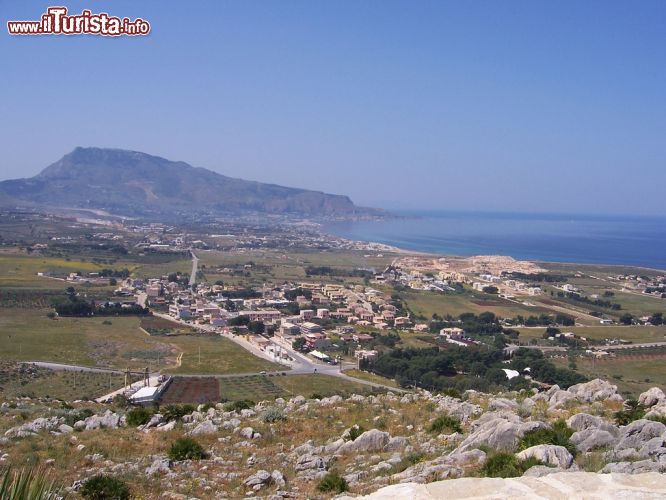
{"left": 427, "top": 414, "right": 462, "bottom": 434}
{"left": 162, "top": 404, "right": 195, "bottom": 422}
{"left": 482, "top": 453, "right": 544, "bottom": 478}
{"left": 316, "top": 471, "right": 348, "bottom": 494}
{"left": 347, "top": 425, "right": 365, "bottom": 441}
{"left": 168, "top": 437, "right": 207, "bottom": 461}
{"left": 125, "top": 407, "right": 152, "bottom": 427}
{"left": 0, "top": 468, "right": 63, "bottom": 499}
{"left": 518, "top": 419, "right": 576, "bottom": 456}
{"left": 260, "top": 406, "right": 286, "bottom": 423}
{"left": 222, "top": 400, "right": 254, "bottom": 412}
{"left": 63, "top": 408, "right": 94, "bottom": 427}
{"left": 80, "top": 474, "right": 130, "bottom": 499}
{"left": 309, "top": 393, "right": 323, "bottom": 400}
{"left": 614, "top": 399, "right": 646, "bottom": 426}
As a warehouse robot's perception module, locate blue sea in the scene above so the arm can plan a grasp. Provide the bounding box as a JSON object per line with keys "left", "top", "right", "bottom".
{"left": 323, "top": 211, "right": 666, "bottom": 270}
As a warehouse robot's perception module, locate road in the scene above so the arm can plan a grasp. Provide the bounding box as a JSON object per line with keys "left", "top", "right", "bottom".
{"left": 189, "top": 249, "right": 198, "bottom": 286}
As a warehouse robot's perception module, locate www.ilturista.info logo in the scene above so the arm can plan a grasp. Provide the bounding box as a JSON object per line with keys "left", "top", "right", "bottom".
{"left": 7, "top": 7, "right": 151, "bottom": 36}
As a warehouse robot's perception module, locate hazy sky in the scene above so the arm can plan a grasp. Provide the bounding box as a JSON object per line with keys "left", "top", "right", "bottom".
{"left": 2, "top": 1, "right": 665, "bottom": 215}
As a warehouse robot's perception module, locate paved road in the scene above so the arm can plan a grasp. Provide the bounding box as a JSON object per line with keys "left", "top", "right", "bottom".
{"left": 189, "top": 250, "right": 198, "bottom": 287}
{"left": 24, "top": 361, "right": 125, "bottom": 374}
{"left": 593, "top": 341, "right": 666, "bottom": 350}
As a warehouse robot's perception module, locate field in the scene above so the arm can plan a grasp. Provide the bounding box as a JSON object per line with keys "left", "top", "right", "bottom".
{"left": 342, "top": 369, "right": 400, "bottom": 389}
{"left": 0, "top": 362, "right": 138, "bottom": 401}
{"left": 0, "top": 308, "right": 281, "bottom": 376}
{"left": 198, "top": 249, "right": 396, "bottom": 285}
{"left": 397, "top": 289, "right": 548, "bottom": 319}
{"left": 557, "top": 352, "right": 666, "bottom": 398}
{"left": 160, "top": 374, "right": 375, "bottom": 403}
{"left": 164, "top": 335, "right": 284, "bottom": 375}
{"left": 0, "top": 254, "right": 116, "bottom": 289}
{"left": 516, "top": 325, "right": 666, "bottom": 344}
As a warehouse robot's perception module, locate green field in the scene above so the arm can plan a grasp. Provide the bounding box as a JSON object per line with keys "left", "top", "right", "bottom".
{"left": 166, "top": 335, "right": 284, "bottom": 375}
{"left": 397, "top": 289, "right": 548, "bottom": 319}
{"left": 0, "top": 308, "right": 281, "bottom": 375}
{"left": 0, "top": 254, "right": 116, "bottom": 289}
{"left": 517, "top": 325, "right": 666, "bottom": 344}
{"left": 557, "top": 356, "right": 666, "bottom": 398}
{"left": 343, "top": 369, "right": 400, "bottom": 389}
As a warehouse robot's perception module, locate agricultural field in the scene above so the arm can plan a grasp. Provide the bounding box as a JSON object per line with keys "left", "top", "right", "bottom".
{"left": 396, "top": 289, "right": 550, "bottom": 320}
{"left": 516, "top": 325, "right": 666, "bottom": 344}
{"left": 0, "top": 308, "right": 281, "bottom": 376}
{"left": 0, "top": 362, "right": 138, "bottom": 401}
{"left": 0, "top": 254, "right": 115, "bottom": 289}
{"left": 557, "top": 350, "right": 666, "bottom": 398}
{"left": 160, "top": 374, "right": 376, "bottom": 403}
{"left": 342, "top": 369, "right": 401, "bottom": 389}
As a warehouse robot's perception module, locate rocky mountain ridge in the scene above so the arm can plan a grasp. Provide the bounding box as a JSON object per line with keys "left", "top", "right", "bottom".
{"left": 0, "top": 147, "right": 380, "bottom": 218}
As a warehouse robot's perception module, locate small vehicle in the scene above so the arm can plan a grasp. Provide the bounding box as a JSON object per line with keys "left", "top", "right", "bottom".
{"left": 259, "top": 371, "right": 267, "bottom": 375}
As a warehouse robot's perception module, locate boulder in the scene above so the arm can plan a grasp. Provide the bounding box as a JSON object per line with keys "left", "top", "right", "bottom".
{"left": 602, "top": 460, "right": 666, "bottom": 474}
{"left": 146, "top": 456, "right": 172, "bottom": 475}
{"left": 338, "top": 429, "right": 390, "bottom": 454}
{"left": 570, "top": 429, "right": 618, "bottom": 452}
{"left": 616, "top": 420, "right": 666, "bottom": 451}
{"left": 390, "top": 449, "right": 486, "bottom": 484}
{"left": 516, "top": 444, "right": 574, "bottom": 469}
{"left": 454, "top": 412, "right": 548, "bottom": 453}
{"left": 639, "top": 388, "right": 666, "bottom": 408}
{"left": 566, "top": 413, "right": 619, "bottom": 435}
{"left": 567, "top": 379, "right": 619, "bottom": 403}
{"left": 188, "top": 420, "right": 218, "bottom": 436}
{"left": 384, "top": 436, "right": 409, "bottom": 452}
{"left": 244, "top": 470, "right": 272, "bottom": 489}
{"left": 84, "top": 411, "right": 122, "bottom": 430}
{"left": 239, "top": 427, "right": 257, "bottom": 439}
{"left": 295, "top": 453, "right": 329, "bottom": 471}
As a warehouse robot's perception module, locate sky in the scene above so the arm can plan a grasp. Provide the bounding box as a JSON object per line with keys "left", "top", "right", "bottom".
{"left": 1, "top": 1, "right": 665, "bottom": 215}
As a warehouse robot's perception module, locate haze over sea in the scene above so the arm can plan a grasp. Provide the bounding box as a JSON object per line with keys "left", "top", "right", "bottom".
{"left": 324, "top": 211, "right": 666, "bottom": 271}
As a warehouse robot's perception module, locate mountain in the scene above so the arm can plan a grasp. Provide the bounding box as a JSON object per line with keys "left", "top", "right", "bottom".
{"left": 0, "top": 147, "right": 379, "bottom": 218}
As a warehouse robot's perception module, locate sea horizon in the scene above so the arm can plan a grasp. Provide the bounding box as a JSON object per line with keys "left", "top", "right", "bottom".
{"left": 324, "top": 210, "right": 666, "bottom": 271}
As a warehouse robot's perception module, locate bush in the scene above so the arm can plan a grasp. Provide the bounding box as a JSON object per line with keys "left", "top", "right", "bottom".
{"left": 427, "top": 414, "right": 462, "bottom": 434}
{"left": 482, "top": 453, "right": 544, "bottom": 478}
{"left": 316, "top": 471, "right": 348, "bottom": 494}
{"left": 518, "top": 419, "right": 576, "bottom": 456}
{"left": 614, "top": 399, "right": 646, "bottom": 426}
{"left": 259, "top": 406, "right": 285, "bottom": 423}
{"left": 0, "top": 468, "right": 63, "bottom": 499}
{"left": 347, "top": 425, "right": 365, "bottom": 441}
{"left": 162, "top": 404, "right": 195, "bottom": 422}
{"left": 222, "top": 400, "right": 254, "bottom": 412}
{"left": 125, "top": 407, "right": 152, "bottom": 427}
{"left": 63, "top": 408, "right": 94, "bottom": 427}
{"left": 168, "top": 437, "right": 207, "bottom": 461}
{"left": 80, "top": 474, "right": 130, "bottom": 499}
{"left": 309, "top": 393, "right": 323, "bottom": 400}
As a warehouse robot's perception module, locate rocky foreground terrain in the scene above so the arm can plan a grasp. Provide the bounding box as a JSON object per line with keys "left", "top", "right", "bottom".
{"left": 2, "top": 379, "right": 666, "bottom": 498}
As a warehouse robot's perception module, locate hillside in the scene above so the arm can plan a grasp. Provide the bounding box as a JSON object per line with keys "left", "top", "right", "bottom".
{"left": 0, "top": 147, "right": 379, "bottom": 218}
{"left": 2, "top": 377, "right": 666, "bottom": 497}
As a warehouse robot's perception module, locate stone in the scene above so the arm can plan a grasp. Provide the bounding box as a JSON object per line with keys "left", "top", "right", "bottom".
{"left": 244, "top": 470, "right": 272, "bottom": 488}
{"left": 454, "top": 412, "right": 547, "bottom": 453}
{"left": 566, "top": 413, "right": 619, "bottom": 435}
{"left": 338, "top": 429, "right": 390, "bottom": 454}
{"left": 295, "top": 453, "right": 328, "bottom": 471}
{"left": 390, "top": 449, "right": 486, "bottom": 484}
{"left": 515, "top": 444, "right": 574, "bottom": 468}
{"left": 188, "top": 420, "right": 218, "bottom": 436}
{"left": 570, "top": 429, "right": 618, "bottom": 452}
{"left": 146, "top": 457, "right": 172, "bottom": 475}
{"left": 384, "top": 436, "right": 409, "bottom": 452}
{"left": 271, "top": 470, "right": 286, "bottom": 488}
{"left": 239, "top": 427, "right": 256, "bottom": 439}
{"left": 616, "top": 420, "right": 666, "bottom": 451}
{"left": 567, "top": 379, "right": 619, "bottom": 403}
{"left": 639, "top": 388, "right": 666, "bottom": 408}
{"left": 339, "top": 472, "right": 666, "bottom": 499}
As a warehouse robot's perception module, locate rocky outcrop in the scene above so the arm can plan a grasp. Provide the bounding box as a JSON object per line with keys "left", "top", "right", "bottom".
{"left": 454, "top": 412, "right": 547, "bottom": 453}
{"left": 639, "top": 387, "right": 666, "bottom": 408}
{"left": 338, "top": 429, "right": 390, "bottom": 454}
{"left": 340, "top": 472, "right": 666, "bottom": 499}
{"left": 567, "top": 379, "right": 620, "bottom": 403}
{"left": 515, "top": 444, "right": 574, "bottom": 468}
{"left": 615, "top": 419, "right": 666, "bottom": 452}
{"left": 390, "top": 449, "right": 486, "bottom": 484}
